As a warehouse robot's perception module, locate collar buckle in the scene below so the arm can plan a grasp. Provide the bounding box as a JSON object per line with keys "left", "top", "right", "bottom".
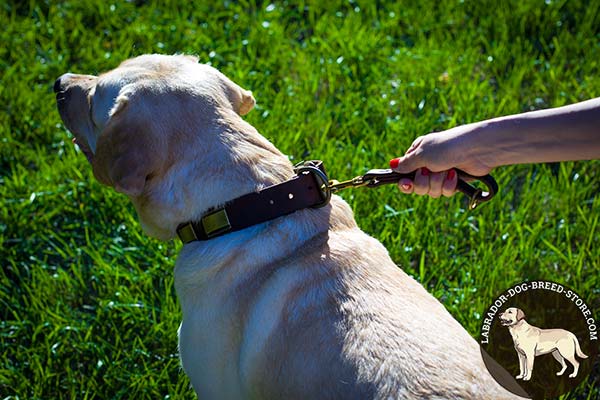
{"left": 176, "top": 208, "right": 232, "bottom": 243}
{"left": 176, "top": 223, "right": 198, "bottom": 243}
{"left": 293, "top": 160, "right": 331, "bottom": 208}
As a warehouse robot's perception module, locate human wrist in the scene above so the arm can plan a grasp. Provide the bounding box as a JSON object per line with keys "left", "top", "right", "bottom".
{"left": 454, "top": 119, "right": 499, "bottom": 170}
{"left": 469, "top": 116, "right": 526, "bottom": 169}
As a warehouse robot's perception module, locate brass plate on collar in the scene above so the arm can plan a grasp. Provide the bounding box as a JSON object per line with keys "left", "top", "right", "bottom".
{"left": 202, "top": 208, "right": 232, "bottom": 238}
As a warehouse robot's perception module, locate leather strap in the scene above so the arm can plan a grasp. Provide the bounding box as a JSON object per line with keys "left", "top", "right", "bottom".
{"left": 177, "top": 163, "right": 328, "bottom": 243}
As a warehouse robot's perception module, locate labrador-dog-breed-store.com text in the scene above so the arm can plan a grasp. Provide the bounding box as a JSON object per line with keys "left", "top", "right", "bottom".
{"left": 54, "top": 54, "right": 521, "bottom": 399}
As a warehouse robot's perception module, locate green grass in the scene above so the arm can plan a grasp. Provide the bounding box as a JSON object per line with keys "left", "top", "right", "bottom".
{"left": 1, "top": 0, "right": 599, "bottom": 398}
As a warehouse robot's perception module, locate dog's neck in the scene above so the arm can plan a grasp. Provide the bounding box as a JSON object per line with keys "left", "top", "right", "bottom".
{"left": 195, "top": 112, "right": 296, "bottom": 212}
{"left": 131, "top": 110, "right": 296, "bottom": 240}
{"left": 508, "top": 319, "right": 529, "bottom": 335}
{"left": 223, "top": 117, "right": 296, "bottom": 190}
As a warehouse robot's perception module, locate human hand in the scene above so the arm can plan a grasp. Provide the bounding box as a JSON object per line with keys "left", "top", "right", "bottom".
{"left": 392, "top": 166, "right": 458, "bottom": 198}
{"left": 389, "top": 124, "right": 493, "bottom": 197}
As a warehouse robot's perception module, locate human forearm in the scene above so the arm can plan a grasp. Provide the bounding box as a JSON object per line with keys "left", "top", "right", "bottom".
{"left": 391, "top": 97, "right": 600, "bottom": 197}
{"left": 471, "top": 97, "right": 600, "bottom": 168}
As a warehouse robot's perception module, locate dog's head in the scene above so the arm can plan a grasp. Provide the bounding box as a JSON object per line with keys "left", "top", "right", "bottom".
{"left": 55, "top": 54, "right": 291, "bottom": 239}
{"left": 499, "top": 307, "right": 526, "bottom": 326}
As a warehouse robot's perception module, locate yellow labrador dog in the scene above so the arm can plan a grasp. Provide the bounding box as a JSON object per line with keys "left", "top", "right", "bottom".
{"left": 54, "top": 54, "right": 519, "bottom": 399}
{"left": 499, "top": 307, "right": 588, "bottom": 381}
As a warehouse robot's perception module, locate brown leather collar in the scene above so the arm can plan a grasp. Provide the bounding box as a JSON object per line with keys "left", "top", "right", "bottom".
{"left": 176, "top": 161, "right": 329, "bottom": 243}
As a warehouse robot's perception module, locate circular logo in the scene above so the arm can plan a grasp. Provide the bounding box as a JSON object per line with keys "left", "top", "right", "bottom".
{"left": 479, "top": 280, "right": 598, "bottom": 399}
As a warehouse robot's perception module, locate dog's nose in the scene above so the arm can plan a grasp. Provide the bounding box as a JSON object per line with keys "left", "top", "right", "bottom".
{"left": 53, "top": 77, "right": 62, "bottom": 93}
{"left": 54, "top": 73, "right": 74, "bottom": 93}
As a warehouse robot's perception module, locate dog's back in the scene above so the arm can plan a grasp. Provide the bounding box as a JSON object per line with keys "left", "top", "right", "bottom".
{"left": 176, "top": 196, "right": 518, "bottom": 399}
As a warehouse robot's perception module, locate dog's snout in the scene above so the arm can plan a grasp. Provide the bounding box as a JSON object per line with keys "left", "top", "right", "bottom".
{"left": 54, "top": 73, "right": 97, "bottom": 94}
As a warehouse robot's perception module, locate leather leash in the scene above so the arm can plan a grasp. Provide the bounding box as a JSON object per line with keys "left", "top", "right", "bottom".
{"left": 177, "top": 160, "right": 498, "bottom": 243}
{"left": 327, "top": 168, "right": 498, "bottom": 210}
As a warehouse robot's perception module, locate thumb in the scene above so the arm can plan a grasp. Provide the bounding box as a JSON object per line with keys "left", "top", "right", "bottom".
{"left": 390, "top": 152, "right": 423, "bottom": 173}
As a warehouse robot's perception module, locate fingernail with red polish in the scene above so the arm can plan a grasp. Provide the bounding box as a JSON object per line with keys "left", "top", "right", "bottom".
{"left": 421, "top": 167, "right": 430, "bottom": 176}
{"left": 389, "top": 157, "right": 400, "bottom": 169}
{"left": 446, "top": 169, "right": 456, "bottom": 180}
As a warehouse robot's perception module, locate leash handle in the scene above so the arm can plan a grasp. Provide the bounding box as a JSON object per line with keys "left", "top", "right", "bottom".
{"left": 362, "top": 168, "right": 498, "bottom": 209}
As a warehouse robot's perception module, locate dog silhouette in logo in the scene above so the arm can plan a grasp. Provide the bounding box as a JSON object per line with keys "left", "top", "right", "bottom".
{"left": 499, "top": 307, "right": 588, "bottom": 381}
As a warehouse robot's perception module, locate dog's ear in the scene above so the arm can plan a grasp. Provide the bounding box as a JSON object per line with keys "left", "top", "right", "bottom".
{"left": 516, "top": 308, "right": 526, "bottom": 321}
{"left": 238, "top": 89, "right": 256, "bottom": 115}
{"left": 221, "top": 75, "right": 255, "bottom": 115}
{"left": 92, "top": 93, "right": 165, "bottom": 197}
{"left": 182, "top": 54, "right": 199, "bottom": 63}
